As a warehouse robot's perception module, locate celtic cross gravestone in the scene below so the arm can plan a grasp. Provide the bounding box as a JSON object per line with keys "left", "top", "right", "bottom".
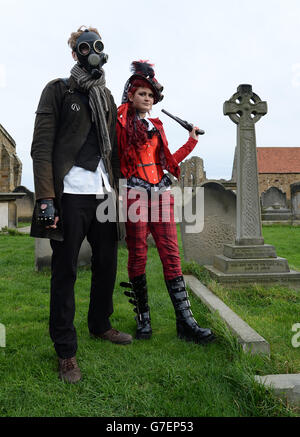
{"left": 223, "top": 84, "right": 266, "bottom": 245}
{"left": 205, "top": 85, "right": 300, "bottom": 288}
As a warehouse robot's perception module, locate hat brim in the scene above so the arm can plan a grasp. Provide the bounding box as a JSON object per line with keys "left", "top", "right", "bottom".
{"left": 127, "top": 74, "right": 161, "bottom": 104}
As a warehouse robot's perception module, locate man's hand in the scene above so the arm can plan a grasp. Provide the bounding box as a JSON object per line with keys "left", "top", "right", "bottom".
{"left": 189, "top": 126, "right": 201, "bottom": 140}
{"left": 37, "top": 199, "right": 59, "bottom": 229}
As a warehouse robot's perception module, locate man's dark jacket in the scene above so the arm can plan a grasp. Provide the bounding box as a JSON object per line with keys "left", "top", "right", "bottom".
{"left": 30, "top": 76, "right": 125, "bottom": 241}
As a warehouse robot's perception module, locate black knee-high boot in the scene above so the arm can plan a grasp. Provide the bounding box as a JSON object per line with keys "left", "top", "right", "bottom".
{"left": 121, "top": 274, "right": 152, "bottom": 340}
{"left": 165, "top": 276, "right": 216, "bottom": 344}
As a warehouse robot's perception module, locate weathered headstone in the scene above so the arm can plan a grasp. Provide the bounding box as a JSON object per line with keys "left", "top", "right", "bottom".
{"left": 0, "top": 192, "right": 25, "bottom": 229}
{"left": 181, "top": 182, "right": 236, "bottom": 265}
{"left": 205, "top": 85, "right": 300, "bottom": 288}
{"left": 226, "top": 85, "right": 266, "bottom": 245}
{"left": 35, "top": 238, "right": 92, "bottom": 271}
{"left": 13, "top": 185, "right": 35, "bottom": 222}
{"left": 291, "top": 182, "right": 300, "bottom": 219}
{"left": 261, "top": 187, "right": 292, "bottom": 221}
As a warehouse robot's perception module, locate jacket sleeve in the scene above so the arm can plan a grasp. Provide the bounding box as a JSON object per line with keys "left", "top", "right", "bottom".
{"left": 31, "top": 80, "right": 62, "bottom": 200}
{"left": 172, "top": 137, "right": 198, "bottom": 164}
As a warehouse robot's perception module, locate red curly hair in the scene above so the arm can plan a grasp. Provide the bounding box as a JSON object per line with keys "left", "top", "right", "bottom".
{"left": 126, "top": 79, "right": 154, "bottom": 151}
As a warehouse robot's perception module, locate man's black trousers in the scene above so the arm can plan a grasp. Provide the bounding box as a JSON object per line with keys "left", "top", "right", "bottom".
{"left": 49, "top": 193, "right": 118, "bottom": 359}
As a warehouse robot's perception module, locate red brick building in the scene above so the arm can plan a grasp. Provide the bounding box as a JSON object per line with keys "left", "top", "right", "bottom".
{"left": 257, "top": 147, "right": 300, "bottom": 201}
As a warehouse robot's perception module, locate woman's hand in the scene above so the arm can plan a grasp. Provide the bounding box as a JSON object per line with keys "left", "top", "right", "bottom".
{"left": 189, "top": 126, "right": 200, "bottom": 140}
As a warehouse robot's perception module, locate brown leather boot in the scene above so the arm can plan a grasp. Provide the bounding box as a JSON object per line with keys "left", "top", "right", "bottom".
{"left": 58, "top": 356, "right": 82, "bottom": 383}
{"left": 90, "top": 328, "right": 133, "bottom": 345}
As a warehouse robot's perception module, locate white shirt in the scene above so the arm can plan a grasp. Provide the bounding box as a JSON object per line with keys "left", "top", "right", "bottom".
{"left": 63, "top": 159, "right": 112, "bottom": 195}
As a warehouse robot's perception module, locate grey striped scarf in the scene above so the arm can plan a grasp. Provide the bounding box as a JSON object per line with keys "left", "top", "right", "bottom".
{"left": 71, "top": 63, "right": 111, "bottom": 157}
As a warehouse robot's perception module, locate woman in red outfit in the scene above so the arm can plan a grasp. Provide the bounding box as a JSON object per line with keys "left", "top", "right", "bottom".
{"left": 117, "top": 61, "right": 215, "bottom": 345}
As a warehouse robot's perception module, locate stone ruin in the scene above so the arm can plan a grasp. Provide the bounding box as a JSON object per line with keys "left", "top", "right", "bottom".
{"left": 179, "top": 156, "right": 206, "bottom": 187}
{"left": 0, "top": 123, "right": 25, "bottom": 229}
{"left": 0, "top": 123, "right": 22, "bottom": 192}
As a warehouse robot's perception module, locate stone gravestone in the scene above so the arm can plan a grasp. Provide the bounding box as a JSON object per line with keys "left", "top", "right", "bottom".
{"left": 180, "top": 182, "right": 236, "bottom": 265}
{"left": 261, "top": 187, "right": 292, "bottom": 221}
{"left": 205, "top": 84, "right": 300, "bottom": 288}
{"left": 13, "top": 185, "right": 35, "bottom": 222}
{"left": 0, "top": 192, "right": 25, "bottom": 229}
{"left": 35, "top": 238, "right": 92, "bottom": 271}
{"left": 291, "top": 182, "right": 300, "bottom": 219}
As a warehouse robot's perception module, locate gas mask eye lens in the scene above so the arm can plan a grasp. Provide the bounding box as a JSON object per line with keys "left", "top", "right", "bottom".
{"left": 78, "top": 42, "right": 90, "bottom": 56}
{"left": 93, "top": 40, "right": 104, "bottom": 54}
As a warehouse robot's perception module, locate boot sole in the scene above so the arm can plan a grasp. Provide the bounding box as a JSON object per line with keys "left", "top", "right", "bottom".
{"left": 178, "top": 333, "right": 216, "bottom": 345}
{"left": 136, "top": 333, "right": 152, "bottom": 340}
{"left": 58, "top": 372, "right": 82, "bottom": 383}
{"left": 89, "top": 333, "right": 133, "bottom": 345}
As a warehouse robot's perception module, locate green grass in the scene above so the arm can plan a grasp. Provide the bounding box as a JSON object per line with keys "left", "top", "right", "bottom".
{"left": 0, "top": 228, "right": 298, "bottom": 417}
{"left": 182, "top": 225, "right": 300, "bottom": 376}
{"left": 263, "top": 224, "right": 300, "bottom": 271}
{"left": 17, "top": 222, "right": 31, "bottom": 228}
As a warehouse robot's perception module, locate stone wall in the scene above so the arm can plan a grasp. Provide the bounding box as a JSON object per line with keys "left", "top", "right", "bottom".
{"left": 0, "top": 123, "right": 22, "bottom": 192}
{"left": 258, "top": 173, "right": 300, "bottom": 202}
{"left": 179, "top": 156, "right": 206, "bottom": 187}
{"left": 13, "top": 185, "right": 35, "bottom": 222}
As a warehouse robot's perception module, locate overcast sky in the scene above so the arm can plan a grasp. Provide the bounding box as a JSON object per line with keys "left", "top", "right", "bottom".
{"left": 1, "top": 0, "right": 300, "bottom": 191}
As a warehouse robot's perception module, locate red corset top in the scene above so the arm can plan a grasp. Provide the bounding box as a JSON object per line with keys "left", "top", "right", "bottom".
{"left": 135, "top": 134, "right": 164, "bottom": 184}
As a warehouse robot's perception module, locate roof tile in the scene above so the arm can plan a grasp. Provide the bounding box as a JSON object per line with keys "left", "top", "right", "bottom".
{"left": 257, "top": 147, "right": 300, "bottom": 173}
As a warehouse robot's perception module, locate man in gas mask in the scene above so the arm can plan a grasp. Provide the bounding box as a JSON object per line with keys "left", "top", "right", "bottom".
{"left": 30, "top": 26, "right": 131, "bottom": 383}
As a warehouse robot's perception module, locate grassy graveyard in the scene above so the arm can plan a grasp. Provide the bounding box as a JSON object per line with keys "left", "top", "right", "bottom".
{"left": 184, "top": 224, "right": 300, "bottom": 376}
{"left": 0, "top": 225, "right": 299, "bottom": 417}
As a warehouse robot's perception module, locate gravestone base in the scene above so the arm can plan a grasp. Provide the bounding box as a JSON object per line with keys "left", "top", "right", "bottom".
{"left": 213, "top": 254, "right": 290, "bottom": 274}
{"left": 223, "top": 243, "right": 277, "bottom": 259}
{"left": 205, "top": 243, "right": 300, "bottom": 290}
{"left": 262, "top": 208, "right": 292, "bottom": 221}
{"left": 204, "top": 265, "right": 300, "bottom": 289}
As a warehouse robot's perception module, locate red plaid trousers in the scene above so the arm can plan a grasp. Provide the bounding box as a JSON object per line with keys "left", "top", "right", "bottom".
{"left": 124, "top": 189, "right": 182, "bottom": 281}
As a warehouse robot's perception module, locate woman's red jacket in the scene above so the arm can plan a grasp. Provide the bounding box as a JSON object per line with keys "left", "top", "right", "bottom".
{"left": 116, "top": 103, "right": 198, "bottom": 180}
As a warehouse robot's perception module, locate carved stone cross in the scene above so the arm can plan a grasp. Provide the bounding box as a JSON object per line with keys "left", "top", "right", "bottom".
{"left": 224, "top": 84, "right": 268, "bottom": 246}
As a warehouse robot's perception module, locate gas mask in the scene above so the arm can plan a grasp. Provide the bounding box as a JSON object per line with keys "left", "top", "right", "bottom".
{"left": 75, "top": 30, "right": 108, "bottom": 79}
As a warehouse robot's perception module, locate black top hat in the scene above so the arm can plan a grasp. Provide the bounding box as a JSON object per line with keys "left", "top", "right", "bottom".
{"left": 121, "top": 60, "right": 164, "bottom": 104}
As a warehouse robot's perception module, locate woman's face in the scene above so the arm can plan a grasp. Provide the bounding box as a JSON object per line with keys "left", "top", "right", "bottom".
{"left": 128, "top": 87, "right": 154, "bottom": 115}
